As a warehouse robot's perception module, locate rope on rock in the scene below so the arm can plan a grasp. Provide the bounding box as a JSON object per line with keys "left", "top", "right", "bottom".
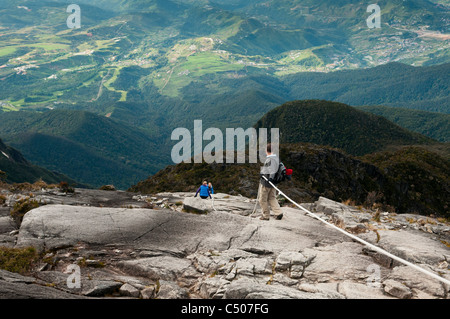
{"left": 261, "top": 176, "right": 450, "bottom": 287}
{"left": 211, "top": 195, "right": 217, "bottom": 211}
{"left": 251, "top": 183, "right": 262, "bottom": 215}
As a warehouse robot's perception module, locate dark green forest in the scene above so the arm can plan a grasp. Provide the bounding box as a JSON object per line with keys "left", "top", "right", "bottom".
{"left": 254, "top": 100, "right": 435, "bottom": 156}
{"left": 357, "top": 105, "right": 450, "bottom": 142}
{"left": 0, "top": 110, "right": 169, "bottom": 189}
{"left": 0, "top": 138, "right": 78, "bottom": 185}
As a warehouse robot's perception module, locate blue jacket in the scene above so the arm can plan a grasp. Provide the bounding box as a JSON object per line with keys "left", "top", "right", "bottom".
{"left": 195, "top": 185, "right": 211, "bottom": 198}
{"left": 209, "top": 186, "right": 214, "bottom": 194}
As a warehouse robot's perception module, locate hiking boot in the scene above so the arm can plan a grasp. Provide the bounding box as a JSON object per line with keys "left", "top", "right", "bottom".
{"left": 275, "top": 213, "right": 283, "bottom": 220}
{"left": 259, "top": 216, "right": 270, "bottom": 221}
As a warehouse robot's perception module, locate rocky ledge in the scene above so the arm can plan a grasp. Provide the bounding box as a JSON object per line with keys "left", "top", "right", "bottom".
{"left": 0, "top": 189, "right": 449, "bottom": 299}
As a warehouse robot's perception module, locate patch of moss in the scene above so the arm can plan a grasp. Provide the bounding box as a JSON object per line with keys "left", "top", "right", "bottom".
{"left": 10, "top": 197, "right": 43, "bottom": 227}
{"left": 440, "top": 240, "right": 450, "bottom": 248}
{"left": 0, "top": 246, "right": 38, "bottom": 274}
{"left": 9, "top": 180, "right": 58, "bottom": 192}
{"left": 59, "top": 181, "right": 74, "bottom": 194}
{"left": 372, "top": 210, "right": 381, "bottom": 223}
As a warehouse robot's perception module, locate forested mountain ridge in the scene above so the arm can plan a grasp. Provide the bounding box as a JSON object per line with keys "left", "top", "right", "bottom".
{"left": 254, "top": 100, "right": 435, "bottom": 156}
{"left": 131, "top": 101, "right": 449, "bottom": 218}
{"left": 357, "top": 105, "right": 450, "bottom": 142}
{"left": 0, "top": 138, "right": 79, "bottom": 185}
{"left": 0, "top": 110, "right": 169, "bottom": 189}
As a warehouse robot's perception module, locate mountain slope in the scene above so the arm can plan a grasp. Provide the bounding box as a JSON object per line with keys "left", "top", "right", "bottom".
{"left": 0, "top": 138, "right": 78, "bottom": 185}
{"left": 363, "top": 146, "right": 450, "bottom": 217}
{"left": 222, "top": 18, "right": 331, "bottom": 56}
{"left": 0, "top": 0, "right": 114, "bottom": 28}
{"left": 254, "top": 100, "right": 435, "bottom": 156}
{"left": 228, "top": 0, "right": 448, "bottom": 30}
{"left": 0, "top": 110, "right": 169, "bottom": 189}
{"left": 282, "top": 63, "right": 450, "bottom": 113}
{"left": 357, "top": 105, "right": 450, "bottom": 142}
{"left": 115, "top": 62, "right": 449, "bottom": 137}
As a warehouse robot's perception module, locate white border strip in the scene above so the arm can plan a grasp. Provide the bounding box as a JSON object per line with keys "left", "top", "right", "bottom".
{"left": 262, "top": 176, "right": 450, "bottom": 286}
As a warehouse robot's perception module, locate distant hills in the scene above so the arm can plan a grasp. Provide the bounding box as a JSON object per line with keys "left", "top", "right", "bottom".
{"left": 357, "top": 105, "right": 450, "bottom": 142}
{"left": 255, "top": 100, "right": 435, "bottom": 156}
{"left": 100, "top": 62, "right": 449, "bottom": 135}
{"left": 209, "top": 0, "right": 449, "bottom": 32}
{"left": 282, "top": 63, "right": 450, "bottom": 114}
{"left": 0, "top": 138, "right": 78, "bottom": 185}
{"left": 0, "top": 110, "right": 169, "bottom": 189}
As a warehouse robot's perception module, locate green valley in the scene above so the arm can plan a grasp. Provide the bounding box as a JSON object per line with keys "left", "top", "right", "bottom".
{"left": 0, "top": 0, "right": 448, "bottom": 115}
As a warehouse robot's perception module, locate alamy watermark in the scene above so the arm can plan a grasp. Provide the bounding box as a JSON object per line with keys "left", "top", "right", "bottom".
{"left": 67, "top": 4, "right": 81, "bottom": 29}
{"left": 366, "top": 264, "right": 382, "bottom": 288}
{"left": 171, "top": 120, "right": 279, "bottom": 171}
{"left": 65, "top": 4, "right": 379, "bottom": 30}
{"left": 66, "top": 264, "right": 81, "bottom": 289}
{"left": 367, "top": 4, "right": 381, "bottom": 29}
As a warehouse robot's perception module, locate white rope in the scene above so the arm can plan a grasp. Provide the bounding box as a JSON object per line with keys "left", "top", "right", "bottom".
{"left": 211, "top": 195, "right": 217, "bottom": 212}
{"left": 261, "top": 176, "right": 450, "bottom": 287}
{"left": 252, "top": 183, "right": 262, "bottom": 215}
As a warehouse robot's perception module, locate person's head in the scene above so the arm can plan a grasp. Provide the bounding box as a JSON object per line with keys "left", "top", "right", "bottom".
{"left": 208, "top": 182, "right": 212, "bottom": 187}
{"left": 203, "top": 180, "right": 207, "bottom": 186}
{"left": 266, "top": 143, "right": 272, "bottom": 155}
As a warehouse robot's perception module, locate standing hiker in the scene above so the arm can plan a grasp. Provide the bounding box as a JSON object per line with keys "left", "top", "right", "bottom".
{"left": 259, "top": 143, "right": 283, "bottom": 221}
{"left": 194, "top": 180, "right": 212, "bottom": 199}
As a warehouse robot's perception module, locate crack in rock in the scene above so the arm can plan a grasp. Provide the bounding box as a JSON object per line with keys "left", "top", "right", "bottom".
{"left": 107, "top": 210, "right": 128, "bottom": 241}
{"left": 226, "top": 225, "right": 260, "bottom": 250}
{"left": 133, "top": 217, "right": 172, "bottom": 242}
